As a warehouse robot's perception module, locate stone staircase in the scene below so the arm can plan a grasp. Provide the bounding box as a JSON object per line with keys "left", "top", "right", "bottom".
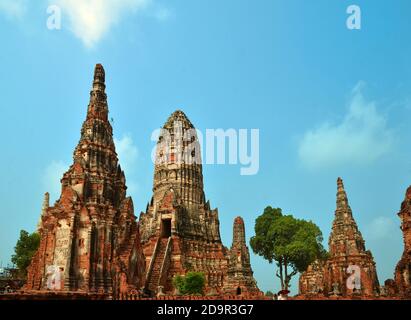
{"left": 147, "top": 238, "right": 169, "bottom": 294}
{"left": 118, "top": 224, "right": 138, "bottom": 261}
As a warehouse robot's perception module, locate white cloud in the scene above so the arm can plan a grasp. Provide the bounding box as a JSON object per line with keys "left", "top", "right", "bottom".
{"left": 43, "top": 160, "right": 68, "bottom": 204}
{"left": 298, "top": 82, "right": 393, "bottom": 169}
{"left": 51, "top": 0, "right": 151, "bottom": 48}
{"left": 0, "top": 0, "right": 27, "bottom": 19}
{"left": 364, "top": 216, "right": 397, "bottom": 241}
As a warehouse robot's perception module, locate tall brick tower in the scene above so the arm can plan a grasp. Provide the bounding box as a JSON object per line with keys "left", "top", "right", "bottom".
{"left": 324, "top": 178, "right": 379, "bottom": 296}
{"left": 394, "top": 186, "right": 411, "bottom": 296}
{"left": 226, "top": 217, "right": 259, "bottom": 295}
{"left": 25, "top": 64, "right": 145, "bottom": 296}
{"left": 139, "top": 110, "right": 227, "bottom": 294}
{"left": 139, "top": 110, "right": 259, "bottom": 296}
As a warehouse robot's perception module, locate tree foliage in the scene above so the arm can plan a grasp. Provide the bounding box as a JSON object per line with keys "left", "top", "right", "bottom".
{"left": 173, "top": 272, "right": 205, "bottom": 295}
{"left": 250, "top": 206, "right": 327, "bottom": 290}
{"left": 11, "top": 230, "right": 40, "bottom": 277}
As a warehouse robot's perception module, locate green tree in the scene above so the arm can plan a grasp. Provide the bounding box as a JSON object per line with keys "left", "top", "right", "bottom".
{"left": 173, "top": 272, "right": 205, "bottom": 295}
{"left": 11, "top": 230, "right": 40, "bottom": 277}
{"left": 173, "top": 274, "right": 185, "bottom": 294}
{"left": 250, "top": 206, "right": 327, "bottom": 291}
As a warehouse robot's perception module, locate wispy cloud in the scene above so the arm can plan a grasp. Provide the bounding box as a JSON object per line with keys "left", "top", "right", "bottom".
{"left": 51, "top": 0, "right": 151, "bottom": 48}
{"left": 152, "top": 5, "right": 173, "bottom": 21}
{"left": 43, "top": 160, "right": 68, "bottom": 203}
{"left": 2, "top": 1, "right": 171, "bottom": 47}
{"left": 0, "top": 0, "right": 27, "bottom": 19}
{"left": 114, "top": 134, "right": 138, "bottom": 174}
{"left": 364, "top": 216, "right": 397, "bottom": 241}
{"left": 298, "top": 82, "right": 394, "bottom": 169}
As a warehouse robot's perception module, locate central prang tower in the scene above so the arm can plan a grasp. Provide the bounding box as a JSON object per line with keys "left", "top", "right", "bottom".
{"left": 139, "top": 110, "right": 259, "bottom": 296}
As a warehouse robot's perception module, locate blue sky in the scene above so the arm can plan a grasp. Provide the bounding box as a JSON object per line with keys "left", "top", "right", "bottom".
{"left": 0, "top": 0, "right": 410, "bottom": 294}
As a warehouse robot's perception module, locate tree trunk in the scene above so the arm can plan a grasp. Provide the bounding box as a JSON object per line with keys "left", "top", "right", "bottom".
{"left": 279, "top": 259, "right": 284, "bottom": 290}
{"left": 284, "top": 259, "right": 289, "bottom": 291}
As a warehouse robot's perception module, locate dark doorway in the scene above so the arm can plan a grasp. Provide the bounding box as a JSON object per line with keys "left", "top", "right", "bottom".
{"left": 161, "top": 219, "right": 171, "bottom": 238}
{"left": 236, "top": 287, "right": 242, "bottom": 295}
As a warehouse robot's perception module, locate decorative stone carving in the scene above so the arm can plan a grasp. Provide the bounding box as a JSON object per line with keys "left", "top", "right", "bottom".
{"left": 139, "top": 110, "right": 260, "bottom": 296}
{"left": 24, "top": 65, "right": 261, "bottom": 299}
{"left": 299, "top": 178, "right": 380, "bottom": 297}
{"left": 25, "top": 64, "right": 146, "bottom": 296}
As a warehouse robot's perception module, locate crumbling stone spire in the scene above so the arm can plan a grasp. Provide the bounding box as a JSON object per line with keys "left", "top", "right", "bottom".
{"left": 326, "top": 177, "right": 379, "bottom": 295}
{"left": 226, "top": 216, "right": 259, "bottom": 295}
{"left": 232, "top": 217, "right": 246, "bottom": 247}
{"left": 394, "top": 186, "right": 411, "bottom": 296}
{"left": 300, "top": 178, "right": 380, "bottom": 297}
{"left": 139, "top": 110, "right": 260, "bottom": 296}
{"left": 152, "top": 109, "right": 205, "bottom": 209}
{"left": 93, "top": 63, "right": 105, "bottom": 89}
{"left": 336, "top": 177, "right": 349, "bottom": 211}
{"left": 329, "top": 177, "right": 366, "bottom": 257}
{"left": 87, "top": 63, "right": 109, "bottom": 122}
{"left": 25, "top": 64, "right": 146, "bottom": 295}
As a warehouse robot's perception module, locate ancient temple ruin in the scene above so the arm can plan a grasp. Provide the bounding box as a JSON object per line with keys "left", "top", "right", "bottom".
{"left": 25, "top": 64, "right": 146, "bottom": 295}
{"left": 393, "top": 186, "right": 411, "bottom": 297}
{"left": 299, "top": 178, "right": 379, "bottom": 297}
{"left": 25, "top": 64, "right": 259, "bottom": 297}
{"left": 226, "top": 217, "right": 259, "bottom": 295}
{"left": 139, "top": 110, "right": 260, "bottom": 295}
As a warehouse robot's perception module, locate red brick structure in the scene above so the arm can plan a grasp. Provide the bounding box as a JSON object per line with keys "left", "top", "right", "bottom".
{"left": 299, "top": 178, "right": 379, "bottom": 297}
{"left": 24, "top": 66, "right": 260, "bottom": 299}
{"left": 139, "top": 110, "right": 260, "bottom": 296}
{"left": 298, "top": 260, "right": 325, "bottom": 295}
{"left": 225, "top": 217, "right": 259, "bottom": 295}
{"left": 393, "top": 186, "right": 411, "bottom": 297}
{"left": 25, "top": 64, "right": 146, "bottom": 296}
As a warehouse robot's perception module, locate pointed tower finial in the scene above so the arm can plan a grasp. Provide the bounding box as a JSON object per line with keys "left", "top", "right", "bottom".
{"left": 232, "top": 216, "right": 246, "bottom": 248}
{"left": 94, "top": 64, "right": 105, "bottom": 84}
{"left": 91, "top": 63, "right": 106, "bottom": 93}
{"left": 337, "top": 177, "right": 344, "bottom": 188}
{"left": 86, "top": 64, "right": 109, "bottom": 121}
{"left": 336, "top": 177, "right": 349, "bottom": 210}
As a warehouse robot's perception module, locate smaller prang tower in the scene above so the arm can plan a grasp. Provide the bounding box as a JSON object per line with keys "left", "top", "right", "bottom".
{"left": 324, "top": 178, "right": 380, "bottom": 296}
{"left": 226, "top": 217, "right": 259, "bottom": 295}
{"left": 300, "top": 178, "right": 379, "bottom": 297}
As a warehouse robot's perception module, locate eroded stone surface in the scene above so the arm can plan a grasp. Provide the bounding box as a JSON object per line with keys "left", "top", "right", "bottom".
{"left": 25, "top": 64, "right": 146, "bottom": 296}
{"left": 25, "top": 67, "right": 260, "bottom": 298}
{"left": 394, "top": 186, "right": 411, "bottom": 297}
{"left": 226, "top": 217, "right": 259, "bottom": 295}
{"left": 139, "top": 111, "right": 260, "bottom": 295}
{"left": 299, "top": 178, "right": 379, "bottom": 297}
